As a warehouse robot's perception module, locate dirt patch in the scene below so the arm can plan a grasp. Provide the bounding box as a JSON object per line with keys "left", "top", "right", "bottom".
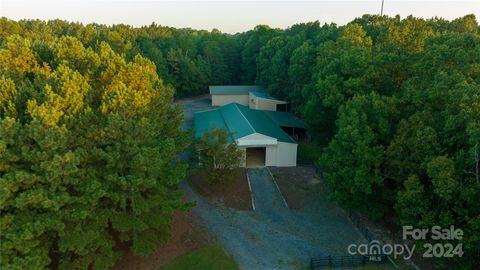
{"left": 111, "top": 211, "right": 209, "bottom": 270}
{"left": 269, "top": 166, "right": 323, "bottom": 210}
{"left": 189, "top": 168, "right": 252, "bottom": 211}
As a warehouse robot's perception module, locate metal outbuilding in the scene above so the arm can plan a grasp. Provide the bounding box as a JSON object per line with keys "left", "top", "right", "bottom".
{"left": 194, "top": 103, "right": 304, "bottom": 167}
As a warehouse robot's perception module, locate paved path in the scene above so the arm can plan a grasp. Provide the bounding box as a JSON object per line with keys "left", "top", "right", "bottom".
{"left": 248, "top": 168, "right": 287, "bottom": 223}
{"left": 176, "top": 97, "right": 366, "bottom": 269}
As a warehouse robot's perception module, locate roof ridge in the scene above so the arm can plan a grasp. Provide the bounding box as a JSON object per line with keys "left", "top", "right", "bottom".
{"left": 260, "top": 111, "right": 295, "bottom": 143}
{"left": 218, "top": 105, "right": 235, "bottom": 142}
{"left": 233, "top": 103, "right": 256, "bottom": 134}
{"left": 194, "top": 107, "right": 220, "bottom": 114}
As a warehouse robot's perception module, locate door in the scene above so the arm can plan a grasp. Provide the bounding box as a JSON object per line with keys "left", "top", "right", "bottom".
{"left": 246, "top": 147, "right": 266, "bottom": 167}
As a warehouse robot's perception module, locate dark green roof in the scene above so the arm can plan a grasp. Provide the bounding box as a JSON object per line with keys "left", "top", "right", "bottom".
{"left": 209, "top": 85, "right": 265, "bottom": 95}
{"left": 263, "top": 111, "right": 305, "bottom": 129}
{"left": 194, "top": 103, "right": 301, "bottom": 143}
{"left": 251, "top": 91, "right": 284, "bottom": 102}
{"left": 194, "top": 108, "right": 233, "bottom": 142}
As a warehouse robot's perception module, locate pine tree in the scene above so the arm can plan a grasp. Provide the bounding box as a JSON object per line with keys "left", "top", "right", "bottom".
{"left": 0, "top": 36, "right": 189, "bottom": 269}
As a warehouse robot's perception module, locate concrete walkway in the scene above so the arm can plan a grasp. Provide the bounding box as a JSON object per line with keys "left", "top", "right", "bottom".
{"left": 247, "top": 168, "right": 287, "bottom": 223}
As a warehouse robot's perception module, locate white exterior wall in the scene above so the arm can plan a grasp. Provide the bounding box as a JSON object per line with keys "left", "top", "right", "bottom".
{"left": 236, "top": 134, "right": 297, "bottom": 167}
{"left": 256, "top": 98, "right": 281, "bottom": 111}
{"left": 265, "top": 145, "right": 277, "bottom": 166}
{"left": 257, "top": 143, "right": 297, "bottom": 167}
{"left": 237, "top": 144, "right": 278, "bottom": 167}
{"left": 275, "top": 142, "right": 297, "bottom": 167}
{"left": 248, "top": 93, "right": 287, "bottom": 111}
{"left": 211, "top": 94, "right": 249, "bottom": 106}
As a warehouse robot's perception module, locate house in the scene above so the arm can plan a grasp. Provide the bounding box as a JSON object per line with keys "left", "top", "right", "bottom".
{"left": 209, "top": 85, "right": 287, "bottom": 111}
{"left": 194, "top": 103, "right": 305, "bottom": 167}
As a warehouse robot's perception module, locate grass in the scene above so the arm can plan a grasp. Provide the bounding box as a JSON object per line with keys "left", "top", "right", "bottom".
{"left": 159, "top": 244, "right": 239, "bottom": 270}
{"left": 297, "top": 142, "right": 323, "bottom": 163}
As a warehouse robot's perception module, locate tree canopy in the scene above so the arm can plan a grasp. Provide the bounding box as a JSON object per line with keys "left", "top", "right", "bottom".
{"left": 1, "top": 14, "right": 479, "bottom": 269}
{"left": 0, "top": 27, "right": 190, "bottom": 269}
{"left": 241, "top": 14, "right": 479, "bottom": 268}
{"left": 195, "top": 127, "right": 244, "bottom": 183}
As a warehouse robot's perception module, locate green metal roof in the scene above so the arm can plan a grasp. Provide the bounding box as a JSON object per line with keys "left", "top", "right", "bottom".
{"left": 194, "top": 108, "right": 233, "bottom": 142}
{"left": 251, "top": 91, "right": 284, "bottom": 102}
{"left": 209, "top": 85, "right": 265, "bottom": 95}
{"left": 263, "top": 111, "right": 305, "bottom": 129}
{"left": 194, "top": 103, "right": 300, "bottom": 143}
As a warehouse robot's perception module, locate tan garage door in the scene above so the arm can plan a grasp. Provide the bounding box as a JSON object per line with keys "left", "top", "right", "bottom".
{"left": 246, "top": 147, "right": 266, "bottom": 167}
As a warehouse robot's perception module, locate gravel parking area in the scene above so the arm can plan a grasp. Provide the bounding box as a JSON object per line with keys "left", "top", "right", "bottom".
{"left": 181, "top": 168, "right": 365, "bottom": 269}
{"left": 269, "top": 166, "right": 324, "bottom": 210}
{"left": 177, "top": 94, "right": 211, "bottom": 131}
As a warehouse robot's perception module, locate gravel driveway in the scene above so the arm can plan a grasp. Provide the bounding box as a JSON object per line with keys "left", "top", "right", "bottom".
{"left": 177, "top": 96, "right": 365, "bottom": 269}
{"left": 177, "top": 94, "right": 211, "bottom": 131}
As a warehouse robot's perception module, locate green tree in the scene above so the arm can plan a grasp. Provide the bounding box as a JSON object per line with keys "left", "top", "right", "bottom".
{"left": 300, "top": 24, "right": 374, "bottom": 142}
{"left": 239, "top": 25, "right": 279, "bottom": 83}
{"left": 320, "top": 93, "right": 398, "bottom": 218}
{"left": 0, "top": 36, "right": 189, "bottom": 269}
{"left": 195, "top": 128, "right": 244, "bottom": 183}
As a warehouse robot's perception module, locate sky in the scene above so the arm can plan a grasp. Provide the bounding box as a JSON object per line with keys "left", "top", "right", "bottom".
{"left": 1, "top": 0, "right": 479, "bottom": 34}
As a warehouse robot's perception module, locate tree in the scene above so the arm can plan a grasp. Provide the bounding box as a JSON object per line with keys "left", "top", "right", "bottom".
{"left": 245, "top": 14, "right": 480, "bottom": 267}
{"left": 383, "top": 16, "right": 434, "bottom": 54}
{"left": 0, "top": 36, "right": 189, "bottom": 269}
{"left": 195, "top": 127, "right": 244, "bottom": 183}
{"left": 300, "top": 25, "right": 374, "bottom": 142}
{"left": 319, "top": 93, "right": 398, "bottom": 218}
{"left": 288, "top": 41, "right": 316, "bottom": 95}
{"left": 339, "top": 23, "right": 372, "bottom": 47}
{"left": 239, "top": 25, "right": 279, "bottom": 83}
{"left": 2, "top": 14, "right": 480, "bottom": 267}
{"left": 385, "top": 112, "right": 441, "bottom": 185}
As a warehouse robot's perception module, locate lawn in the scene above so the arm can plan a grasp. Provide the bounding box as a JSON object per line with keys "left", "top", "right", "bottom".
{"left": 159, "top": 244, "right": 239, "bottom": 270}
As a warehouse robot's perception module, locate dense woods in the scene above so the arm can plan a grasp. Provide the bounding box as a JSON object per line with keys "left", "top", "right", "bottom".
{"left": 0, "top": 19, "right": 241, "bottom": 97}
{"left": 0, "top": 19, "right": 194, "bottom": 269}
{"left": 245, "top": 15, "right": 480, "bottom": 268}
{"left": 1, "top": 14, "right": 479, "bottom": 269}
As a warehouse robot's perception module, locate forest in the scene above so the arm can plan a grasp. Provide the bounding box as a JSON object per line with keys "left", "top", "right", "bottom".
{"left": 0, "top": 14, "right": 479, "bottom": 269}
